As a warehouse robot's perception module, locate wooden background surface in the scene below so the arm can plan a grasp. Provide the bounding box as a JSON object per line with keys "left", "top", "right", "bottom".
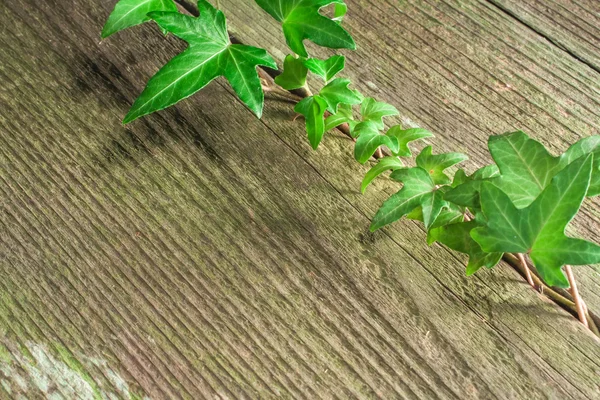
{"left": 1, "top": 0, "right": 599, "bottom": 398}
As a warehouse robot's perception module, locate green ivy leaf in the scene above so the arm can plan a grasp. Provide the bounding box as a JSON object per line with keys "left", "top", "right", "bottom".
{"left": 324, "top": 103, "right": 355, "bottom": 131}
{"left": 386, "top": 126, "right": 434, "bottom": 157}
{"left": 101, "top": 0, "right": 177, "bottom": 39}
{"left": 318, "top": 78, "right": 363, "bottom": 114}
{"left": 416, "top": 146, "right": 469, "bottom": 185}
{"left": 485, "top": 132, "right": 600, "bottom": 208}
{"left": 361, "top": 157, "right": 404, "bottom": 194}
{"left": 371, "top": 167, "right": 447, "bottom": 231}
{"left": 333, "top": 3, "right": 348, "bottom": 22}
{"left": 471, "top": 155, "right": 600, "bottom": 288}
{"left": 354, "top": 122, "right": 400, "bottom": 164}
{"left": 408, "top": 201, "right": 465, "bottom": 230}
{"left": 429, "top": 221, "right": 503, "bottom": 275}
{"left": 445, "top": 165, "right": 500, "bottom": 209}
{"left": 487, "top": 131, "right": 565, "bottom": 208}
{"left": 275, "top": 55, "right": 308, "bottom": 90}
{"left": 304, "top": 55, "right": 345, "bottom": 82}
{"left": 295, "top": 95, "right": 328, "bottom": 149}
{"left": 360, "top": 98, "right": 399, "bottom": 130}
{"left": 254, "top": 0, "right": 355, "bottom": 57}
{"left": 124, "top": 1, "right": 277, "bottom": 123}
{"left": 561, "top": 136, "right": 600, "bottom": 197}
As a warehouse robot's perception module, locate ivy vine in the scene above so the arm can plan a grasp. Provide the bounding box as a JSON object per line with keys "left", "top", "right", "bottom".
{"left": 102, "top": 0, "right": 600, "bottom": 333}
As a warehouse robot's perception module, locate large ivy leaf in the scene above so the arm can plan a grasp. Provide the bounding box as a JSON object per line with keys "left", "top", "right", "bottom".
{"left": 416, "top": 146, "right": 468, "bottom": 185}
{"left": 371, "top": 167, "right": 448, "bottom": 231}
{"left": 360, "top": 98, "right": 399, "bottom": 130}
{"left": 561, "top": 136, "right": 600, "bottom": 197}
{"left": 318, "top": 78, "right": 363, "bottom": 113}
{"left": 472, "top": 155, "right": 600, "bottom": 287}
{"left": 275, "top": 55, "right": 308, "bottom": 90}
{"left": 386, "top": 126, "right": 434, "bottom": 157}
{"left": 487, "top": 132, "right": 600, "bottom": 208}
{"left": 124, "top": 1, "right": 277, "bottom": 123}
{"left": 295, "top": 95, "right": 328, "bottom": 149}
{"left": 361, "top": 157, "right": 404, "bottom": 194}
{"left": 254, "top": 0, "right": 355, "bottom": 57}
{"left": 304, "top": 55, "right": 345, "bottom": 82}
{"left": 102, "top": 0, "right": 177, "bottom": 38}
{"left": 429, "top": 221, "right": 503, "bottom": 275}
{"left": 354, "top": 122, "right": 399, "bottom": 164}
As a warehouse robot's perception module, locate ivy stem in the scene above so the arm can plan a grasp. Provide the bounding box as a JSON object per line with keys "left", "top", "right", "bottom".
{"left": 565, "top": 265, "right": 588, "bottom": 328}
{"left": 517, "top": 253, "right": 535, "bottom": 288}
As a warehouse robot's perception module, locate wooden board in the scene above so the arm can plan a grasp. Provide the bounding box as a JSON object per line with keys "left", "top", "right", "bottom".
{"left": 211, "top": 0, "right": 600, "bottom": 316}
{"left": 488, "top": 0, "right": 600, "bottom": 72}
{"left": 0, "top": 0, "right": 598, "bottom": 398}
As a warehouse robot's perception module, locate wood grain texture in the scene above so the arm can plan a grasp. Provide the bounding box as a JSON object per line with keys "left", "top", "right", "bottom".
{"left": 487, "top": 0, "right": 600, "bottom": 72}
{"left": 0, "top": 0, "right": 598, "bottom": 399}
{"left": 209, "top": 0, "right": 600, "bottom": 317}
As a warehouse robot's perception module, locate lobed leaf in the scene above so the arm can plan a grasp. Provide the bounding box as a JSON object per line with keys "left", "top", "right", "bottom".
{"left": 275, "top": 55, "right": 308, "bottom": 90}
{"left": 354, "top": 122, "right": 399, "bottom": 164}
{"left": 371, "top": 167, "right": 448, "bottom": 231}
{"left": 102, "top": 0, "right": 177, "bottom": 38}
{"left": 360, "top": 98, "right": 399, "bottom": 130}
{"left": 487, "top": 132, "right": 600, "bottom": 208}
{"left": 304, "top": 55, "right": 345, "bottom": 82}
{"left": 254, "top": 0, "right": 355, "bottom": 57}
{"left": 324, "top": 103, "right": 355, "bottom": 132}
{"left": 472, "top": 155, "right": 600, "bottom": 288}
{"left": 124, "top": 0, "right": 277, "bottom": 123}
{"left": 318, "top": 78, "right": 363, "bottom": 113}
{"left": 416, "top": 146, "right": 469, "bottom": 185}
{"left": 361, "top": 157, "right": 404, "bottom": 194}
{"left": 429, "top": 221, "right": 503, "bottom": 276}
{"left": 295, "top": 95, "right": 328, "bottom": 149}
{"left": 386, "top": 126, "right": 434, "bottom": 157}
{"left": 445, "top": 165, "right": 500, "bottom": 209}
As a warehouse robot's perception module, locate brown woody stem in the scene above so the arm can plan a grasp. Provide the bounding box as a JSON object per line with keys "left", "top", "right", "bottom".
{"left": 565, "top": 266, "right": 588, "bottom": 328}
{"left": 517, "top": 253, "right": 535, "bottom": 288}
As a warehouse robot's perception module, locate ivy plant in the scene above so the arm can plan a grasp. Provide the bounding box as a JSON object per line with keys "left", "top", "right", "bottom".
{"left": 103, "top": 0, "right": 600, "bottom": 332}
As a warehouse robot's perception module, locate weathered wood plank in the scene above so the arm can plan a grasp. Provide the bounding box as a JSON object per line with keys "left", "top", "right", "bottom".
{"left": 211, "top": 0, "right": 600, "bottom": 316}
{"left": 487, "top": 0, "right": 600, "bottom": 72}
{"left": 0, "top": 0, "right": 598, "bottom": 399}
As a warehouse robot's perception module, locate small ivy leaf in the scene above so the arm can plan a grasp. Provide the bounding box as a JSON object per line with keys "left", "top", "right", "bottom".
{"left": 386, "top": 126, "right": 434, "bottom": 157}
{"left": 428, "top": 221, "right": 503, "bottom": 276}
{"left": 124, "top": 1, "right": 277, "bottom": 123}
{"left": 101, "top": 0, "right": 177, "bottom": 39}
{"left": 333, "top": 3, "right": 348, "bottom": 22}
{"left": 472, "top": 164, "right": 500, "bottom": 180}
{"left": 471, "top": 155, "right": 600, "bottom": 288}
{"left": 304, "top": 55, "right": 345, "bottom": 82}
{"left": 295, "top": 95, "right": 328, "bottom": 149}
{"left": 416, "top": 146, "right": 469, "bottom": 185}
{"left": 254, "top": 0, "right": 355, "bottom": 57}
{"left": 409, "top": 204, "right": 465, "bottom": 230}
{"left": 371, "top": 167, "right": 446, "bottom": 231}
{"left": 275, "top": 55, "right": 308, "bottom": 90}
{"left": 324, "top": 103, "right": 354, "bottom": 131}
{"left": 360, "top": 98, "right": 399, "bottom": 130}
{"left": 561, "top": 136, "right": 600, "bottom": 197}
{"left": 318, "top": 78, "right": 363, "bottom": 113}
{"left": 445, "top": 165, "right": 500, "bottom": 209}
{"left": 451, "top": 169, "right": 469, "bottom": 188}
{"left": 361, "top": 157, "right": 404, "bottom": 194}
{"left": 354, "top": 122, "right": 400, "bottom": 164}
